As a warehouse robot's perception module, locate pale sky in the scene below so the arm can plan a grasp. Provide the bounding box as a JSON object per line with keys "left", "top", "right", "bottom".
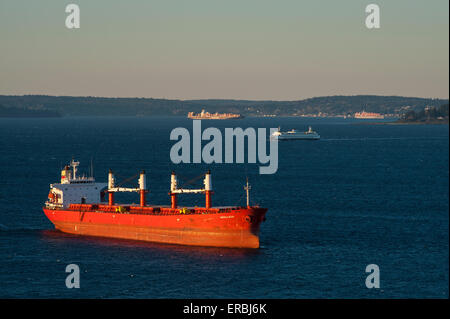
{"left": 0, "top": 0, "right": 448, "bottom": 100}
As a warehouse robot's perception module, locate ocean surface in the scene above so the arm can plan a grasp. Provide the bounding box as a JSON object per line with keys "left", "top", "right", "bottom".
{"left": 0, "top": 116, "right": 448, "bottom": 298}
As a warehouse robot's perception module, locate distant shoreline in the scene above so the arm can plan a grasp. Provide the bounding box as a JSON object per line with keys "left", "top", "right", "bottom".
{"left": 357, "top": 120, "right": 449, "bottom": 125}
{"left": 390, "top": 120, "right": 448, "bottom": 125}
{"left": 0, "top": 115, "right": 61, "bottom": 118}
{"left": 0, "top": 103, "right": 61, "bottom": 118}
{"left": 0, "top": 94, "right": 447, "bottom": 117}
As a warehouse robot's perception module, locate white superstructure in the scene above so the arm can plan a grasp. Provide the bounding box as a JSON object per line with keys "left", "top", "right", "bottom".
{"left": 45, "top": 159, "right": 107, "bottom": 209}
{"left": 271, "top": 126, "right": 320, "bottom": 140}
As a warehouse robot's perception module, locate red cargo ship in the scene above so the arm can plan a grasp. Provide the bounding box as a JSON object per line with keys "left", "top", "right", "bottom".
{"left": 43, "top": 160, "right": 267, "bottom": 248}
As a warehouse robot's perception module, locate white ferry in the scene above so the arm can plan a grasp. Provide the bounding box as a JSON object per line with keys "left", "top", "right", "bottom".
{"left": 271, "top": 126, "right": 320, "bottom": 140}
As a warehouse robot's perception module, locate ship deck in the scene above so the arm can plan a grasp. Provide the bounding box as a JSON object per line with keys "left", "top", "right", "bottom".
{"left": 47, "top": 203, "right": 258, "bottom": 216}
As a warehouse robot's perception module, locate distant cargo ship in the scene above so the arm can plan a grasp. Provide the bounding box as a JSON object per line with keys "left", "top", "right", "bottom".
{"left": 188, "top": 109, "right": 243, "bottom": 120}
{"left": 354, "top": 111, "right": 385, "bottom": 119}
{"left": 43, "top": 160, "right": 266, "bottom": 248}
{"left": 271, "top": 126, "right": 320, "bottom": 140}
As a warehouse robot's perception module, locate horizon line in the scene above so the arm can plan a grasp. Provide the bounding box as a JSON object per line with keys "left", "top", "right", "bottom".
{"left": 0, "top": 93, "right": 448, "bottom": 102}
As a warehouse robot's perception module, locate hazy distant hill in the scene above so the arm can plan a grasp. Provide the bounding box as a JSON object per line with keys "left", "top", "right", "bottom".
{"left": 0, "top": 95, "right": 447, "bottom": 117}
{"left": 0, "top": 104, "right": 60, "bottom": 118}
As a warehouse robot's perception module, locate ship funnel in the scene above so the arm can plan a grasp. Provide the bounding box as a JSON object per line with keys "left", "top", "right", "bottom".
{"left": 170, "top": 171, "right": 178, "bottom": 209}
{"left": 61, "top": 165, "right": 71, "bottom": 184}
{"left": 204, "top": 170, "right": 213, "bottom": 209}
{"left": 139, "top": 170, "right": 147, "bottom": 207}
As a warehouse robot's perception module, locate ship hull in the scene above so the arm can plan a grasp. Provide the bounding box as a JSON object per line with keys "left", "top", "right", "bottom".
{"left": 43, "top": 207, "right": 266, "bottom": 248}
{"left": 187, "top": 116, "right": 244, "bottom": 120}
{"left": 278, "top": 136, "right": 320, "bottom": 140}
{"left": 276, "top": 134, "right": 320, "bottom": 140}
{"left": 354, "top": 116, "right": 384, "bottom": 119}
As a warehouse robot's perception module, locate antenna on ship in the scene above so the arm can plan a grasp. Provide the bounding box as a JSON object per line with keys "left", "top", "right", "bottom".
{"left": 90, "top": 157, "right": 94, "bottom": 178}
{"left": 244, "top": 177, "right": 251, "bottom": 208}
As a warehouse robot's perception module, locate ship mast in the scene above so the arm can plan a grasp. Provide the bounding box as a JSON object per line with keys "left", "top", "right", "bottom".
{"left": 244, "top": 178, "right": 251, "bottom": 207}
{"left": 169, "top": 170, "right": 214, "bottom": 209}
{"left": 70, "top": 159, "right": 80, "bottom": 180}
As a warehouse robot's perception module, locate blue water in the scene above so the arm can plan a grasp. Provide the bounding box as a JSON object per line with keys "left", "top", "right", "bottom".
{"left": 0, "top": 117, "right": 448, "bottom": 298}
